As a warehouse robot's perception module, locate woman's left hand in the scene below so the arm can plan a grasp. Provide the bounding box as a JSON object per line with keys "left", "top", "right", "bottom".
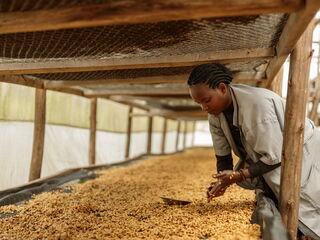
{"left": 213, "top": 170, "right": 247, "bottom": 186}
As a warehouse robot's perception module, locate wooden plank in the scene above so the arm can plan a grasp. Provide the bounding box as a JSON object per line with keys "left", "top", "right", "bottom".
{"left": 191, "top": 121, "right": 196, "bottom": 146}
{"left": 0, "top": 75, "right": 44, "bottom": 88}
{"left": 125, "top": 106, "right": 133, "bottom": 159}
{"left": 268, "top": 66, "right": 283, "bottom": 95}
{"left": 266, "top": 0, "right": 320, "bottom": 87}
{"left": 44, "top": 71, "right": 267, "bottom": 88}
{"left": 161, "top": 119, "right": 168, "bottom": 154}
{"left": 279, "top": 20, "right": 313, "bottom": 240}
{"left": 147, "top": 115, "right": 153, "bottom": 154}
{"left": 0, "top": 48, "right": 274, "bottom": 74}
{"left": 183, "top": 121, "right": 188, "bottom": 149}
{"left": 0, "top": 75, "right": 87, "bottom": 98}
{"left": 0, "top": 1, "right": 302, "bottom": 34}
{"left": 83, "top": 74, "right": 265, "bottom": 97}
{"left": 29, "top": 89, "right": 46, "bottom": 181}
{"left": 108, "top": 96, "right": 208, "bottom": 120}
{"left": 46, "top": 86, "right": 86, "bottom": 97}
{"left": 84, "top": 88, "right": 189, "bottom": 97}
{"left": 176, "top": 121, "right": 181, "bottom": 151}
{"left": 89, "top": 98, "right": 97, "bottom": 166}
{"left": 309, "top": 79, "right": 320, "bottom": 124}
{"left": 108, "top": 96, "right": 151, "bottom": 111}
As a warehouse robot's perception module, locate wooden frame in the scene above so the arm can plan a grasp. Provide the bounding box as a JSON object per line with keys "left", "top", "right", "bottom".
{"left": 44, "top": 72, "right": 267, "bottom": 88}
{"left": 191, "top": 121, "right": 196, "bottom": 146}
{"left": 0, "top": 49, "right": 273, "bottom": 75}
{"left": 89, "top": 98, "right": 97, "bottom": 165}
{"left": 125, "top": 106, "right": 133, "bottom": 159}
{"left": 309, "top": 76, "right": 320, "bottom": 124}
{"left": 266, "top": 0, "right": 320, "bottom": 87}
{"left": 183, "top": 121, "right": 188, "bottom": 149}
{"left": 176, "top": 121, "right": 181, "bottom": 151}
{"left": 147, "top": 115, "right": 153, "bottom": 154}
{"left": 29, "top": 89, "right": 46, "bottom": 181}
{"left": 0, "top": 1, "right": 302, "bottom": 34}
{"left": 161, "top": 118, "right": 168, "bottom": 154}
{"left": 279, "top": 19, "right": 313, "bottom": 239}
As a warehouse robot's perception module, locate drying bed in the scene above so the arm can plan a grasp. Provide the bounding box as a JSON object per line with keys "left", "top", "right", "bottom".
{"left": 0, "top": 148, "right": 260, "bottom": 239}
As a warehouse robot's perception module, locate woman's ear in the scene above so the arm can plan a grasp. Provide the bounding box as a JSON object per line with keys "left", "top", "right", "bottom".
{"left": 217, "top": 83, "right": 227, "bottom": 94}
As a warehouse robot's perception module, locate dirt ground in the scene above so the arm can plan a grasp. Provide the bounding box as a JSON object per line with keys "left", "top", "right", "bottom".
{"left": 0, "top": 148, "right": 260, "bottom": 239}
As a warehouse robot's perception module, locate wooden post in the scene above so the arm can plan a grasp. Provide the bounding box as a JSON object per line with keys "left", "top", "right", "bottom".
{"left": 89, "top": 98, "right": 97, "bottom": 165}
{"left": 183, "top": 121, "right": 188, "bottom": 149}
{"left": 176, "top": 120, "right": 181, "bottom": 151}
{"left": 279, "top": 21, "right": 313, "bottom": 240}
{"left": 309, "top": 86, "right": 320, "bottom": 124}
{"left": 147, "top": 115, "right": 153, "bottom": 154}
{"left": 125, "top": 106, "right": 133, "bottom": 159}
{"left": 29, "top": 89, "right": 46, "bottom": 181}
{"left": 269, "top": 67, "right": 283, "bottom": 96}
{"left": 191, "top": 121, "right": 196, "bottom": 146}
{"left": 161, "top": 118, "right": 168, "bottom": 154}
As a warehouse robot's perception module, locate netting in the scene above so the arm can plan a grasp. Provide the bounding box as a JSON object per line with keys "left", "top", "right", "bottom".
{"left": 0, "top": 14, "right": 287, "bottom": 62}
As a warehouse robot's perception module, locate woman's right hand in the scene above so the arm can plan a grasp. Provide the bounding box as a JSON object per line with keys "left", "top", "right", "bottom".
{"left": 207, "top": 181, "right": 228, "bottom": 202}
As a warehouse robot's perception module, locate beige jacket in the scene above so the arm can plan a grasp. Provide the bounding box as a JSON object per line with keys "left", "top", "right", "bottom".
{"left": 208, "top": 84, "right": 320, "bottom": 236}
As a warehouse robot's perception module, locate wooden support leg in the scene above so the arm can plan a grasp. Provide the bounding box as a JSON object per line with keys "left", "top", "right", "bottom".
{"left": 161, "top": 118, "right": 167, "bottom": 154}
{"left": 176, "top": 120, "right": 181, "bottom": 151}
{"left": 89, "top": 98, "right": 97, "bottom": 165}
{"left": 309, "top": 75, "right": 320, "bottom": 125}
{"left": 279, "top": 21, "right": 313, "bottom": 240}
{"left": 125, "top": 106, "right": 133, "bottom": 159}
{"left": 191, "top": 121, "right": 196, "bottom": 146}
{"left": 183, "top": 121, "right": 188, "bottom": 149}
{"left": 269, "top": 67, "right": 284, "bottom": 96}
{"left": 29, "top": 89, "right": 46, "bottom": 181}
{"left": 147, "top": 115, "right": 153, "bottom": 154}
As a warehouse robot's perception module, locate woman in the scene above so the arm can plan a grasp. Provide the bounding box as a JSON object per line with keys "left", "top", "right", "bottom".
{"left": 187, "top": 63, "right": 320, "bottom": 239}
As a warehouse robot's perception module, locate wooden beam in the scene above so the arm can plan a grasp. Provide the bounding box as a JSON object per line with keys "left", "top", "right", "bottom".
{"left": 161, "top": 119, "right": 168, "bottom": 154}
{"left": 83, "top": 74, "right": 265, "bottom": 97}
{"left": 147, "top": 115, "right": 153, "bottom": 154}
{"left": 268, "top": 66, "right": 283, "bottom": 95}
{"left": 176, "top": 121, "right": 181, "bottom": 151}
{"left": 89, "top": 98, "right": 97, "bottom": 166}
{"left": 309, "top": 76, "right": 320, "bottom": 124}
{"left": 0, "top": 1, "right": 302, "bottom": 34}
{"left": 46, "top": 86, "right": 86, "bottom": 98}
{"left": 0, "top": 74, "right": 88, "bottom": 98}
{"left": 183, "top": 121, "right": 188, "bottom": 149}
{"left": 44, "top": 71, "right": 267, "bottom": 88}
{"left": 0, "top": 75, "right": 44, "bottom": 88}
{"left": 279, "top": 20, "right": 313, "bottom": 240}
{"left": 266, "top": 0, "right": 320, "bottom": 88}
{"left": 125, "top": 106, "right": 133, "bottom": 159}
{"left": 191, "top": 121, "right": 196, "bottom": 146}
{"left": 0, "top": 48, "right": 273, "bottom": 74}
{"left": 309, "top": 87, "right": 320, "bottom": 124}
{"left": 29, "top": 89, "right": 46, "bottom": 181}
{"left": 84, "top": 88, "right": 189, "bottom": 97}
{"left": 108, "top": 95, "right": 208, "bottom": 120}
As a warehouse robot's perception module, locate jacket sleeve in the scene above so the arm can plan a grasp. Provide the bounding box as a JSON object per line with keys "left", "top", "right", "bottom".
{"left": 208, "top": 116, "right": 232, "bottom": 156}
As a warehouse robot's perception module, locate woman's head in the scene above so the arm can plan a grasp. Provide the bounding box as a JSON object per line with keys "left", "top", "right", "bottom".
{"left": 187, "top": 63, "right": 233, "bottom": 116}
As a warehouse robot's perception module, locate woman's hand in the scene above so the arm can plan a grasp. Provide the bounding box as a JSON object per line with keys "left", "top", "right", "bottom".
{"left": 207, "top": 169, "right": 250, "bottom": 202}
{"left": 206, "top": 181, "right": 228, "bottom": 202}
{"left": 213, "top": 169, "right": 248, "bottom": 186}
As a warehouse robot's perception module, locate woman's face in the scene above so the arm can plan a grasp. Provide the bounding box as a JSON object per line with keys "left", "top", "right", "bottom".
{"left": 189, "top": 83, "right": 231, "bottom": 116}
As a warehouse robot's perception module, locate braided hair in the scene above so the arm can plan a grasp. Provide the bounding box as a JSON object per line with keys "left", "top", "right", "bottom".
{"left": 187, "top": 63, "right": 233, "bottom": 89}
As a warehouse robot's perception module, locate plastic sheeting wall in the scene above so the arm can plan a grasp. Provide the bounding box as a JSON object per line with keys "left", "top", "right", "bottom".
{"left": 0, "top": 121, "right": 198, "bottom": 190}
{"left": 0, "top": 83, "right": 200, "bottom": 191}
